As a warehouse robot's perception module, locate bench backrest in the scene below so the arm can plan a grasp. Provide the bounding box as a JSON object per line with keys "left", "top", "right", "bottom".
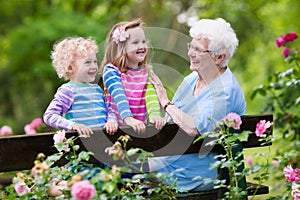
{"left": 0, "top": 114, "right": 273, "bottom": 172}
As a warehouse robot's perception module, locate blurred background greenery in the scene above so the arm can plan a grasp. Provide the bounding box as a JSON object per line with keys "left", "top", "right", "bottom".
{"left": 0, "top": 0, "right": 299, "bottom": 133}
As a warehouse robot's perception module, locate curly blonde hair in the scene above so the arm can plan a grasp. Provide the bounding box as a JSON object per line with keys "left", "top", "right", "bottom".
{"left": 50, "top": 36, "right": 99, "bottom": 80}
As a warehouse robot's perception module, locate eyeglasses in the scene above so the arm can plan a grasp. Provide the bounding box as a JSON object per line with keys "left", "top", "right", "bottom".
{"left": 187, "top": 43, "right": 211, "bottom": 54}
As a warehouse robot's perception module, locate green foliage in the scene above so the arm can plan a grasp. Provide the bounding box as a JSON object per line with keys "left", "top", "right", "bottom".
{"left": 0, "top": 7, "right": 299, "bottom": 194}
{"left": 2, "top": 0, "right": 300, "bottom": 132}
{"left": 0, "top": 0, "right": 186, "bottom": 133}
{"left": 193, "top": 0, "right": 300, "bottom": 113}
{"left": 0, "top": 5, "right": 107, "bottom": 133}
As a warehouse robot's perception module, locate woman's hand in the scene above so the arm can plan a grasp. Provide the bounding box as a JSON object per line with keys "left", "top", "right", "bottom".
{"left": 124, "top": 116, "right": 146, "bottom": 134}
{"left": 72, "top": 123, "right": 93, "bottom": 137}
{"left": 150, "top": 73, "right": 170, "bottom": 107}
{"left": 151, "top": 73, "right": 198, "bottom": 137}
{"left": 104, "top": 121, "right": 118, "bottom": 135}
{"left": 150, "top": 116, "right": 167, "bottom": 130}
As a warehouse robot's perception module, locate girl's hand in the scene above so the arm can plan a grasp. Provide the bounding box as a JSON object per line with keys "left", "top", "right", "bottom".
{"left": 72, "top": 123, "right": 93, "bottom": 137}
{"left": 124, "top": 116, "right": 146, "bottom": 135}
{"left": 104, "top": 121, "right": 118, "bottom": 135}
{"left": 150, "top": 116, "right": 167, "bottom": 130}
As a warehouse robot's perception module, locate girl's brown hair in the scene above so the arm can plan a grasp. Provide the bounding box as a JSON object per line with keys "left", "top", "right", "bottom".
{"left": 101, "top": 18, "right": 147, "bottom": 73}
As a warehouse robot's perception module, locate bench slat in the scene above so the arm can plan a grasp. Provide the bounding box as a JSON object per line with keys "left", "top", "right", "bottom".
{"left": 247, "top": 182, "right": 269, "bottom": 195}
{"left": 0, "top": 114, "right": 273, "bottom": 172}
{"left": 175, "top": 182, "right": 269, "bottom": 199}
{"left": 0, "top": 114, "right": 273, "bottom": 198}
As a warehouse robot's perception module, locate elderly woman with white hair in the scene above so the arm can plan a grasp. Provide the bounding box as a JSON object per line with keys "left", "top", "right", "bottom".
{"left": 149, "top": 18, "right": 246, "bottom": 192}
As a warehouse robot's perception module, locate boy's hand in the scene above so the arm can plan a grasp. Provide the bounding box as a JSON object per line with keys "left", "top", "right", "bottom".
{"left": 72, "top": 123, "right": 93, "bottom": 137}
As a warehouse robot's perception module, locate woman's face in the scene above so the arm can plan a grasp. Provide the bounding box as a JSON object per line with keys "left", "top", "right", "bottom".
{"left": 188, "top": 38, "right": 213, "bottom": 72}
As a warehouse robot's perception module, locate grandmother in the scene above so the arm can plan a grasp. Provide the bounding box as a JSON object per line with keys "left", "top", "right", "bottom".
{"left": 149, "top": 18, "right": 246, "bottom": 192}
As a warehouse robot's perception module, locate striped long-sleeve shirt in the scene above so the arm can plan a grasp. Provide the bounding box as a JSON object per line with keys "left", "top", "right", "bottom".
{"left": 43, "top": 81, "right": 116, "bottom": 130}
{"left": 102, "top": 64, "right": 161, "bottom": 125}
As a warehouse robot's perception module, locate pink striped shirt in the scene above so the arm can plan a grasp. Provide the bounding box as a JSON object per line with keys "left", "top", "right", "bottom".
{"left": 103, "top": 64, "right": 149, "bottom": 125}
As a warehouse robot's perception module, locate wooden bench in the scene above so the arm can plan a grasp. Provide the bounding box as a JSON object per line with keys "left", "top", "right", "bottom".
{"left": 0, "top": 114, "right": 273, "bottom": 199}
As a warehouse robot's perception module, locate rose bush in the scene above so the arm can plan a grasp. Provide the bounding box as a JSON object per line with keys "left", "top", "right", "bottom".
{"left": 24, "top": 117, "right": 45, "bottom": 135}
{"left": 0, "top": 117, "right": 45, "bottom": 136}
{"left": 252, "top": 32, "right": 299, "bottom": 199}
{"left": 0, "top": 130, "right": 177, "bottom": 199}
{"left": 194, "top": 112, "right": 273, "bottom": 200}
{"left": 283, "top": 165, "right": 300, "bottom": 200}
{"left": 292, "top": 183, "right": 300, "bottom": 200}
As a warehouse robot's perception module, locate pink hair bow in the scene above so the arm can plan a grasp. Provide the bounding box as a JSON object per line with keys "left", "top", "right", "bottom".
{"left": 112, "top": 26, "right": 129, "bottom": 44}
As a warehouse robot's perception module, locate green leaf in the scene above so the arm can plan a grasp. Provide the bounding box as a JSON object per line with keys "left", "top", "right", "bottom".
{"left": 54, "top": 142, "right": 66, "bottom": 152}
{"left": 227, "top": 135, "right": 238, "bottom": 142}
{"left": 102, "top": 182, "right": 116, "bottom": 193}
{"left": 127, "top": 148, "right": 140, "bottom": 157}
{"left": 193, "top": 133, "right": 207, "bottom": 144}
{"left": 46, "top": 153, "right": 63, "bottom": 165}
{"left": 78, "top": 151, "right": 91, "bottom": 161}
{"left": 222, "top": 160, "right": 238, "bottom": 168}
{"left": 210, "top": 160, "right": 222, "bottom": 169}
{"left": 73, "top": 144, "right": 80, "bottom": 151}
{"left": 257, "top": 88, "right": 267, "bottom": 96}
{"left": 237, "top": 131, "right": 251, "bottom": 142}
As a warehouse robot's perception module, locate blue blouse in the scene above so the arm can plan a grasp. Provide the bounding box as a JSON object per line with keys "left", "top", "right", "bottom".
{"left": 149, "top": 67, "right": 246, "bottom": 192}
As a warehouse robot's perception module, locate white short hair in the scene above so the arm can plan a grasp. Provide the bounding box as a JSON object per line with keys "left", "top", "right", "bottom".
{"left": 189, "top": 18, "right": 238, "bottom": 68}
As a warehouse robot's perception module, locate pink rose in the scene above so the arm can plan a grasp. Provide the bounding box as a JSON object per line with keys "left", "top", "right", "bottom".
{"left": 255, "top": 120, "right": 272, "bottom": 137}
{"left": 276, "top": 32, "right": 298, "bottom": 48}
{"left": 276, "top": 36, "right": 285, "bottom": 48}
{"left": 292, "top": 183, "right": 300, "bottom": 200}
{"left": 282, "top": 47, "right": 291, "bottom": 58}
{"left": 272, "top": 160, "right": 279, "bottom": 167}
{"left": 284, "top": 32, "right": 298, "bottom": 42}
{"left": 24, "top": 124, "right": 36, "bottom": 135}
{"left": 71, "top": 180, "right": 96, "bottom": 200}
{"left": 246, "top": 156, "right": 253, "bottom": 166}
{"left": 53, "top": 130, "right": 66, "bottom": 144}
{"left": 224, "top": 113, "right": 242, "bottom": 130}
{"left": 53, "top": 130, "right": 69, "bottom": 151}
{"left": 30, "top": 118, "right": 43, "bottom": 129}
{"left": 283, "top": 165, "right": 300, "bottom": 182}
{"left": 0, "top": 125, "right": 13, "bottom": 136}
{"left": 14, "top": 180, "right": 30, "bottom": 195}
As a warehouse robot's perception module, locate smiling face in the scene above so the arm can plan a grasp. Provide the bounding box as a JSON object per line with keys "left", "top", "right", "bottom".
{"left": 125, "top": 27, "right": 148, "bottom": 68}
{"left": 68, "top": 52, "right": 99, "bottom": 84}
{"left": 188, "top": 37, "right": 213, "bottom": 72}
